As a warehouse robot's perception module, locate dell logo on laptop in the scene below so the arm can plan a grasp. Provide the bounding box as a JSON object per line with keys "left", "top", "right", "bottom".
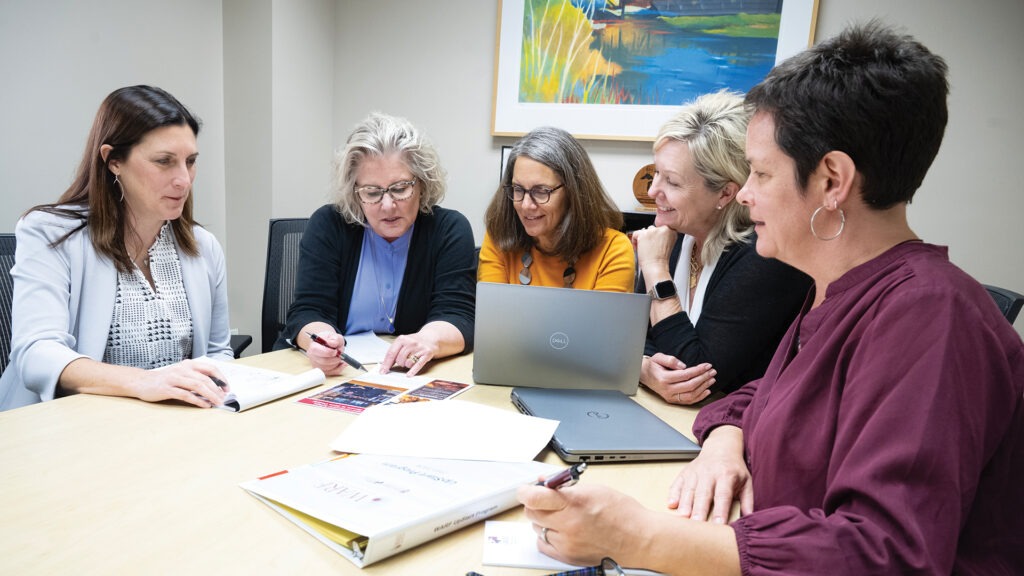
{"left": 549, "top": 332, "right": 569, "bottom": 349}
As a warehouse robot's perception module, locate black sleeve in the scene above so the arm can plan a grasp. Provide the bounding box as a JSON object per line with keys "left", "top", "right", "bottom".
{"left": 274, "top": 205, "right": 358, "bottom": 350}
{"left": 647, "top": 241, "right": 811, "bottom": 394}
{"left": 409, "top": 208, "right": 477, "bottom": 352}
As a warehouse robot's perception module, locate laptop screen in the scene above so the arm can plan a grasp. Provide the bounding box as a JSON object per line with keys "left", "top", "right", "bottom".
{"left": 473, "top": 283, "right": 651, "bottom": 395}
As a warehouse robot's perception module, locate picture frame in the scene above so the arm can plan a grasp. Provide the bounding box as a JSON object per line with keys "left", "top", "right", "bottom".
{"left": 499, "top": 145, "right": 513, "bottom": 182}
{"left": 492, "top": 0, "right": 820, "bottom": 141}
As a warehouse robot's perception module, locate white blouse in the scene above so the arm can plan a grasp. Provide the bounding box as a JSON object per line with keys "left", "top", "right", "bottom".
{"left": 671, "top": 235, "right": 720, "bottom": 325}
{"left": 102, "top": 224, "right": 193, "bottom": 369}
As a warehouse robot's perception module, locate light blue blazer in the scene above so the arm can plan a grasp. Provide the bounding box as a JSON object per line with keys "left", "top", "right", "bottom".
{"left": 0, "top": 209, "right": 233, "bottom": 411}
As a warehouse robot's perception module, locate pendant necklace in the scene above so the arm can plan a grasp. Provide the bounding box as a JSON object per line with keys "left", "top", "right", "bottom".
{"left": 689, "top": 248, "right": 703, "bottom": 290}
{"left": 519, "top": 250, "right": 576, "bottom": 288}
{"left": 368, "top": 237, "right": 399, "bottom": 332}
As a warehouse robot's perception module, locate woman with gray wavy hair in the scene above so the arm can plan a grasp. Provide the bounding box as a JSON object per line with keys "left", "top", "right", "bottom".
{"left": 276, "top": 112, "right": 475, "bottom": 376}
{"left": 633, "top": 91, "right": 810, "bottom": 404}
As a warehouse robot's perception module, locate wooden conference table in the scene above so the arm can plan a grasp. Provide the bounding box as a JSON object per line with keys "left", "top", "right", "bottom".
{"left": 0, "top": 349, "right": 703, "bottom": 575}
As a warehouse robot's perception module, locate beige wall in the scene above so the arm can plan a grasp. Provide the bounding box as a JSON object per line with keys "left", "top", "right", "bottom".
{"left": 1, "top": 0, "right": 1022, "bottom": 347}
{"left": 0, "top": 0, "right": 226, "bottom": 236}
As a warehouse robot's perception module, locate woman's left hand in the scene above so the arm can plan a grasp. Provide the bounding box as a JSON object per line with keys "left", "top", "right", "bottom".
{"left": 380, "top": 334, "right": 439, "bottom": 376}
{"left": 641, "top": 354, "right": 717, "bottom": 405}
{"left": 518, "top": 483, "right": 651, "bottom": 568}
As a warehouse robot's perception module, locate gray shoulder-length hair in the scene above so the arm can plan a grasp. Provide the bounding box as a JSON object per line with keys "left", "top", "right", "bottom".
{"left": 333, "top": 112, "right": 447, "bottom": 225}
{"left": 484, "top": 126, "right": 622, "bottom": 261}
{"left": 654, "top": 90, "right": 753, "bottom": 264}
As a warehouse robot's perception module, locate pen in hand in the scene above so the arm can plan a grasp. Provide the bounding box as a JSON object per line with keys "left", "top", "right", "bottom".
{"left": 537, "top": 462, "right": 587, "bottom": 490}
{"left": 305, "top": 331, "right": 366, "bottom": 371}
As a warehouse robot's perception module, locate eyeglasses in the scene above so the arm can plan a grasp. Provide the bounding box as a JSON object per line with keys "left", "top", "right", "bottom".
{"left": 354, "top": 177, "right": 417, "bottom": 204}
{"left": 503, "top": 183, "right": 564, "bottom": 205}
{"left": 466, "top": 558, "right": 624, "bottom": 576}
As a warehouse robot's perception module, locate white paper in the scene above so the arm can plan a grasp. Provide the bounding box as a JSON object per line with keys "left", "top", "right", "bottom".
{"left": 483, "top": 521, "right": 662, "bottom": 575}
{"left": 331, "top": 400, "right": 559, "bottom": 462}
{"left": 343, "top": 331, "right": 393, "bottom": 365}
{"left": 194, "top": 357, "right": 325, "bottom": 412}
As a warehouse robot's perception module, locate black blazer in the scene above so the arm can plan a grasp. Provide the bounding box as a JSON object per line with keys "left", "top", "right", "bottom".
{"left": 636, "top": 233, "right": 811, "bottom": 394}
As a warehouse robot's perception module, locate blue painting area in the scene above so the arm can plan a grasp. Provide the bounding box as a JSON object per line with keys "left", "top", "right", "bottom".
{"left": 616, "top": 36, "right": 777, "bottom": 105}
{"left": 592, "top": 18, "right": 778, "bottom": 106}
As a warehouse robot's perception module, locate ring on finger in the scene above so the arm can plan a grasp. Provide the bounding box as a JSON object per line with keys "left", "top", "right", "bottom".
{"left": 540, "top": 526, "right": 550, "bottom": 545}
{"left": 408, "top": 354, "right": 421, "bottom": 365}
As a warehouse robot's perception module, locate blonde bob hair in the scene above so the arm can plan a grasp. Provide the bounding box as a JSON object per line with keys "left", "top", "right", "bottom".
{"left": 333, "top": 112, "right": 446, "bottom": 225}
{"left": 654, "top": 90, "right": 753, "bottom": 264}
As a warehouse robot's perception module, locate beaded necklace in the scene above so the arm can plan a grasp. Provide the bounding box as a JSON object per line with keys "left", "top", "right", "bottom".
{"left": 518, "top": 250, "right": 576, "bottom": 288}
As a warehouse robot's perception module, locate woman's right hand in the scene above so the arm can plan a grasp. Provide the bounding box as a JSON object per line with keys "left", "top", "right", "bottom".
{"left": 131, "top": 359, "right": 230, "bottom": 408}
{"left": 640, "top": 353, "right": 716, "bottom": 405}
{"left": 667, "top": 425, "right": 752, "bottom": 523}
{"left": 299, "top": 323, "right": 347, "bottom": 376}
{"left": 631, "top": 225, "right": 677, "bottom": 271}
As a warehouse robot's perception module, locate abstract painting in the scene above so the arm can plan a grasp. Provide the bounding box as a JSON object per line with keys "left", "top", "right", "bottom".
{"left": 492, "top": 0, "right": 819, "bottom": 140}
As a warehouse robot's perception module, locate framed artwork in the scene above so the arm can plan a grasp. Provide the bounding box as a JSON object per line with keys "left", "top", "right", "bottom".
{"left": 499, "top": 145, "right": 513, "bottom": 181}
{"left": 492, "top": 0, "right": 820, "bottom": 141}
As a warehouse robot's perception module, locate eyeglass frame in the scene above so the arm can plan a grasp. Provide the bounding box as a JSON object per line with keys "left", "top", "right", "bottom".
{"left": 354, "top": 177, "right": 418, "bottom": 204}
{"left": 503, "top": 183, "right": 565, "bottom": 205}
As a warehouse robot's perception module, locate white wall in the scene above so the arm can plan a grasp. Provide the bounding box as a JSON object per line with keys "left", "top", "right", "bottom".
{"left": 328, "top": 0, "right": 1024, "bottom": 337}
{"left": 0, "top": 0, "right": 226, "bottom": 240}
{"left": 223, "top": 0, "right": 335, "bottom": 352}
{"left": 1, "top": 0, "right": 1022, "bottom": 344}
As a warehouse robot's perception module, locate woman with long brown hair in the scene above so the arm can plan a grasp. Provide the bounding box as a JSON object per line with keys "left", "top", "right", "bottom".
{"left": 0, "top": 85, "right": 233, "bottom": 411}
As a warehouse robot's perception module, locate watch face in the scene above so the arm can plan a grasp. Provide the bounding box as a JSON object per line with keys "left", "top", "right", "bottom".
{"left": 653, "top": 280, "right": 676, "bottom": 299}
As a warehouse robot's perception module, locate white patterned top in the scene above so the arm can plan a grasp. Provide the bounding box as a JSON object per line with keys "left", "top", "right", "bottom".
{"left": 103, "top": 223, "right": 193, "bottom": 368}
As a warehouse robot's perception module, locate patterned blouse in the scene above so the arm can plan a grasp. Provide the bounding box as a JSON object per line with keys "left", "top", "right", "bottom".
{"left": 102, "top": 223, "right": 193, "bottom": 368}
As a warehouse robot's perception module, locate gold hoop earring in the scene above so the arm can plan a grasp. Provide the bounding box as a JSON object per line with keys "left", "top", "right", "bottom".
{"left": 810, "top": 205, "right": 845, "bottom": 241}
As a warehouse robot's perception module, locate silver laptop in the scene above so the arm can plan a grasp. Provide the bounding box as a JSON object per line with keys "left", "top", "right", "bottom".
{"left": 511, "top": 387, "right": 702, "bottom": 463}
{"left": 473, "top": 282, "right": 650, "bottom": 395}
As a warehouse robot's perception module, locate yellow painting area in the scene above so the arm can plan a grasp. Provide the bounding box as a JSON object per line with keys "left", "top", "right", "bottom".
{"left": 520, "top": 0, "right": 623, "bottom": 104}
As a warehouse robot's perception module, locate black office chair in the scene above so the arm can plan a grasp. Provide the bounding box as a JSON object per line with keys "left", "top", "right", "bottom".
{"left": 261, "top": 218, "right": 309, "bottom": 352}
{"left": 983, "top": 284, "right": 1024, "bottom": 325}
{"left": 1, "top": 233, "right": 15, "bottom": 376}
{"left": 229, "top": 334, "right": 253, "bottom": 358}
{"left": 620, "top": 209, "right": 656, "bottom": 233}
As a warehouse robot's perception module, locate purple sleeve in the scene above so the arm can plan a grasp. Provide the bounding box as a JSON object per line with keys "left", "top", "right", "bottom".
{"left": 692, "top": 377, "right": 757, "bottom": 444}
{"left": 731, "top": 285, "right": 1023, "bottom": 575}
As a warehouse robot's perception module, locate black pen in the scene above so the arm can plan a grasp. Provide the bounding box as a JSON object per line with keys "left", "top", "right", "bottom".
{"left": 537, "top": 462, "right": 587, "bottom": 489}
{"left": 209, "top": 376, "right": 228, "bottom": 389}
{"left": 306, "top": 331, "right": 366, "bottom": 371}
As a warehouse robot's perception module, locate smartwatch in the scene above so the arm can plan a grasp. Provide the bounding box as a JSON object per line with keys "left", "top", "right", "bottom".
{"left": 648, "top": 280, "right": 677, "bottom": 300}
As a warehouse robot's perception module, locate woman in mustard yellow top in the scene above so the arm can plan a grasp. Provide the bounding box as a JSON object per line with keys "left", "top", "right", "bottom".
{"left": 479, "top": 126, "right": 634, "bottom": 292}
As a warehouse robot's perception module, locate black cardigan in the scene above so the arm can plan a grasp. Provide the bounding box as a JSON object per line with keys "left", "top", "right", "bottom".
{"left": 274, "top": 204, "right": 477, "bottom": 351}
{"left": 637, "top": 234, "right": 811, "bottom": 394}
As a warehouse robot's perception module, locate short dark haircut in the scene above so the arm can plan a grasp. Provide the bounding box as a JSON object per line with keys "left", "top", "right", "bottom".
{"left": 485, "top": 126, "right": 622, "bottom": 261}
{"left": 745, "top": 20, "right": 949, "bottom": 209}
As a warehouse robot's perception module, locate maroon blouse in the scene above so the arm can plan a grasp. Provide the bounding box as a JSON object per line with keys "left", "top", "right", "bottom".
{"left": 694, "top": 242, "right": 1024, "bottom": 575}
